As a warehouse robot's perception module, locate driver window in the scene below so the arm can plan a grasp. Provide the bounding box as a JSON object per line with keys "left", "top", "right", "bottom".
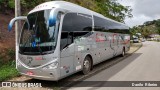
{"left": 60, "top": 32, "right": 73, "bottom": 50}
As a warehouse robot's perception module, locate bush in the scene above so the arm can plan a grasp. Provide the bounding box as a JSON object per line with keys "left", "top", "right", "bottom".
{"left": 0, "top": 55, "right": 4, "bottom": 67}
{"left": 0, "top": 48, "right": 15, "bottom": 66}
{"left": 0, "top": 0, "right": 14, "bottom": 13}
{"left": 6, "top": 48, "right": 15, "bottom": 60}
{"left": 0, "top": 60, "right": 20, "bottom": 81}
{"left": 0, "top": 49, "right": 18, "bottom": 81}
{"left": 8, "top": 0, "right": 15, "bottom": 9}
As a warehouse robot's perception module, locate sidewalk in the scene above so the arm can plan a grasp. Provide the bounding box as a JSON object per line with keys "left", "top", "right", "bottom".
{"left": 128, "top": 43, "right": 142, "bottom": 54}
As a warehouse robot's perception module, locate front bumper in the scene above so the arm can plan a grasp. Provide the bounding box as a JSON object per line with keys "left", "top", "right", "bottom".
{"left": 20, "top": 72, "right": 58, "bottom": 81}
{"left": 17, "top": 66, "right": 60, "bottom": 81}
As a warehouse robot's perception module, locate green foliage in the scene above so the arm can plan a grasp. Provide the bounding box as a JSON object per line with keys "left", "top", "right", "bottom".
{"left": 0, "top": 61, "right": 20, "bottom": 81}
{"left": 0, "top": 48, "right": 15, "bottom": 66}
{"left": 65, "top": 0, "right": 132, "bottom": 22}
{"left": 155, "top": 19, "right": 160, "bottom": 27}
{"left": 0, "top": 0, "right": 132, "bottom": 22}
{"left": 8, "top": 0, "right": 15, "bottom": 9}
{"left": 130, "top": 19, "right": 160, "bottom": 38}
{"left": 94, "top": 0, "right": 132, "bottom": 22}
{"left": 7, "top": 48, "right": 15, "bottom": 60}
{"left": 0, "top": 0, "right": 14, "bottom": 12}
{"left": 20, "top": 0, "right": 48, "bottom": 12}
{"left": 0, "top": 55, "right": 3, "bottom": 66}
{"left": 155, "top": 19, "right": 160, "bottom": 35}
{"left": 0, "top": 48, "right": 17, "bottom": 81}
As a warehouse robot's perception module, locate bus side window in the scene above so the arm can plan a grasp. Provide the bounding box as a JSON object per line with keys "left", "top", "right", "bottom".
{"left": 60, "top": 32, "right": 68, "bottom": 50}
{"left": 68, "top": 32, "right": 74, "bottom": 44}
{"left": 60, "top": 32, "right": 73, "bottom": 50}
{"left": 73, "top": 32, "right": 89, "bottom": 39}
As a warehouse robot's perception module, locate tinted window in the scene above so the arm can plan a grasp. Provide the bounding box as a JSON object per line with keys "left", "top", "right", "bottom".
{"left": 60, "top": 32, "right": 73, "bottom": 50}
{"left": 107, "top": 29, "right": 130, "bottom": 34}
{"left": 94, "top": 16, "right": 129, "bottom": 34}
{"left": 94, "top": 16, "right": 109, "bottom": 31}
{"left": 62, "top": 13, "right": 92, "bottom": 32}
{"left": 73, "top": 32, "right": 92, "bottom": 39}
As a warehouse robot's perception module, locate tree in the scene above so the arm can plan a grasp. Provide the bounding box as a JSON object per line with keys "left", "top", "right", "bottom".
{"left": 130, "top": 19, "right": 160, "bottom": 38}
{"left": 155, "top": 19, "right": 160, "bottom": 34}
{"left": 0, "top": 0, "right": 14, "bottom": 14}
{"left": 80, "top": 0, "right": 133, "bottom": 22}
{"left": 0, "top": 0, "right": 132, "bottom": 22}
{"left": 98, "top": 0, "right": 132, "bottom": 22}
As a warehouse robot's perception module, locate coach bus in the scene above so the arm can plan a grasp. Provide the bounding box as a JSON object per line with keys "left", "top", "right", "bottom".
{"left": 8, "top": 1, "right": 130, "bottom": 81}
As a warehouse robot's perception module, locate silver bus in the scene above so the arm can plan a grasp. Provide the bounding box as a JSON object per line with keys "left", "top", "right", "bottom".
{"left": 8, "top": 1, "right": 130, "bottom": 81}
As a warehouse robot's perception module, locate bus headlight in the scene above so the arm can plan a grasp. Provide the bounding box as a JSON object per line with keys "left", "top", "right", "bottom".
{"left": 42, "top": 61, "right": 58, "bottom": 70}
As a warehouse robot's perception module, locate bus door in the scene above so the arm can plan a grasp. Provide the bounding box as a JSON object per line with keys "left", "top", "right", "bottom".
{"left": 60, "top": 32, "right": 74, "bottom": 77}
{"left": 73, "top": 32, "right": 89, "bottom": 72}
{"left": 112, "top": 34, "right": 119, "bottom": 56}
{"left": 117, "top": 35, "right": 123, "bottom": 54}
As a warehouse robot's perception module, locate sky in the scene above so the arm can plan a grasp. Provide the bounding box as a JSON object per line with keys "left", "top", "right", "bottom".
{"left": 118, "top": 0, "right": 160, "bottom": 27}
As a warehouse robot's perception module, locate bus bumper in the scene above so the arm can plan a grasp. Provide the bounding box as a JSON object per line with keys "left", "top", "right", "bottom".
{"left": 17, "top": 67, "right": 60, "bottom": 81}
{"left": 20, "top": 72, "right": 59, "bottom": 81}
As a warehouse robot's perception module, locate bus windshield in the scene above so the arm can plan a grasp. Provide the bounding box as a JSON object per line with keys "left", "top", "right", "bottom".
{"left": 19, "top": 9, "right": 60, "bottom": 55}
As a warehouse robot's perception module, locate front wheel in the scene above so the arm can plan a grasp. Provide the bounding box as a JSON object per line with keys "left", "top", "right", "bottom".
{"left": 121, "top": 48, "right": 125, "bottom": 57}
{"left": 82, "top": 56, "right": 92, "bottom": 75}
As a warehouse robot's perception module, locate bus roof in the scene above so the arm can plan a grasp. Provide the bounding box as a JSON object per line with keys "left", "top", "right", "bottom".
{"left": 29, "top": 1, "right": 129, "bottom": 29}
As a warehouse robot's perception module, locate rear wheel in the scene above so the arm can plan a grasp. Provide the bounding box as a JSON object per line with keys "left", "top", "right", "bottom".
{"left": 121, "top": 48, "right": 125, "bottom": 57}
{"left": 82, "top": 56, "right": 92, "bottom": 75}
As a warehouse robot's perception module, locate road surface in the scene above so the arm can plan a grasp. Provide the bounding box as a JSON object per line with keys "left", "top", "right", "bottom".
{"left": 69, "top": 41, "right": 160, "bottom": 90}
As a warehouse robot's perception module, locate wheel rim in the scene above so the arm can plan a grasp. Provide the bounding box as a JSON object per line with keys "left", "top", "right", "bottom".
{"left": 122, "top": 50, "right": 125, "bottom": 56}
{"left": 83, "top": 59, "right": 90, "bottom": 72}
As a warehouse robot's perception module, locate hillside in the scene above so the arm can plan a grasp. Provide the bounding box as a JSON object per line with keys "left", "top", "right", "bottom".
{"left": 0, "top": 13, "right": 15, "bottom": 48}
{"left": 0, "top": 13, "right": 15, "bottom": 62}
{"left": 130, "top": 19, "right": 160, "bottom": 38}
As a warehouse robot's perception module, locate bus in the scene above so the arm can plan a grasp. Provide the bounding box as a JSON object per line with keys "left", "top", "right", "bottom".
{"left": 8, "top": 1, "right": 130, "bottom": 81}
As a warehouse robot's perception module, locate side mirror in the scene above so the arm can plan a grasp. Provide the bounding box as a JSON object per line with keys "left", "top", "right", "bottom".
{"left": 8, "top": 16, "right": 28, "bottom": 32}
{"left": 48, "top": 8, "right": 66, "bottom": 27}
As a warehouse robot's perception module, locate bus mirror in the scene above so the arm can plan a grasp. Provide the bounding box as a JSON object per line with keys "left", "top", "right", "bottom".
{"left": 8, "top": 16, "right": 28, "bottom": 32}
{"left": 48, "top": 8, "right": 65, "bottom": 27}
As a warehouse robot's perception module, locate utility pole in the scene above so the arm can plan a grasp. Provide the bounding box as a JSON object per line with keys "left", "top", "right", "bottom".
{"left": 15, "top": 0, "right": 21, "bottom": 38}
{"left": 15, "top": 0, "right": 21, "bottom": 68}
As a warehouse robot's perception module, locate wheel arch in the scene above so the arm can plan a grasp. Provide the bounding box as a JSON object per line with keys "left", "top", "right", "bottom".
{"left": 123, "top": 46, "right": 126, "bottom": 52}
{"left": 83, "top": 54, "right": 93, "bottom": 70}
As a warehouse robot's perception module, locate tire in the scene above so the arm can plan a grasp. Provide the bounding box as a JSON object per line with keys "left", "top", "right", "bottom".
{"left": 82, "top": 56, "right": 92, "bottom": 75}
{"left": 121, "top": 48, "right": 125, "bottom": 57}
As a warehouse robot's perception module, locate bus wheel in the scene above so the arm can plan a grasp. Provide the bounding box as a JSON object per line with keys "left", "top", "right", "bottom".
{"left": 121, "top": 48, "right": 125, "bottom": 57}
{"left": 82, "top": 56, "right": 92, "bottom": 75}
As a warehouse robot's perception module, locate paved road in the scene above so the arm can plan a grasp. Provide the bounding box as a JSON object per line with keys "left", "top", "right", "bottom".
{"left": 69, "top": 41, "right": 160, "bottom": 90}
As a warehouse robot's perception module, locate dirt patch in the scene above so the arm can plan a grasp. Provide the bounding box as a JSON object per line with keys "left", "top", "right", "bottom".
{"left": 0, "top": 13, "right": 15, "bottom": 61}
{"left": 0, "top": 13, "right": 15, "bottom": 48}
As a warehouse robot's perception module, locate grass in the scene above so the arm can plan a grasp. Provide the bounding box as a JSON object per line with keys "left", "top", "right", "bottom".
{"left": 0, "top": 60, "right": 20, "bottom": 81}
{"left": 0, "top": 48, "right": 19, "bottom": 81}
